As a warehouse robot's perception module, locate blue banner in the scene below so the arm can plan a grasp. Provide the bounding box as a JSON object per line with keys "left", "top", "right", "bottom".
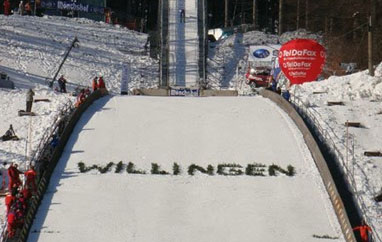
{"left": 41, "top": 0, "right": 104, "bottom": 14}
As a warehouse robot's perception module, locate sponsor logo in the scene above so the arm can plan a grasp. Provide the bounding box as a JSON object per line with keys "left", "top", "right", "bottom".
{"left": 253, "top": 49, "right": 270, "bottom": 59}
{"left": 282, "top": 49, "right": 317, "bottom": 57}
{"left": 282, "top": 62, "right": 312, "bottom": 68}
{"left": 289, "top": 71, "right": 306, "bottom": 76}
{"left": 57, "top": 1, "right": 89, "bottom": 12}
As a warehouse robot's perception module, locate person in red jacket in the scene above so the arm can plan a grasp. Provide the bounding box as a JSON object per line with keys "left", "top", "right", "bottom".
{"left": 24, "top": 165, "right": 37, "bottom": 193}
{"left": 7, "top": 163, "right": 22, "bottom": 191}
{"left": 97, "top": 76, "right": 105, "bottom": 89}
{"left": 7, "top": 210, "right": 16, "bottom": 238}
{"left": 75, "top": 89, "right": 86, "bottom": 107}
{"left": 5, "top": 192, "right": 15, "bottom": 214}
{"left": 353, "top": 220, "right": 372, "bottom": 242}
{"left": 92, "top": 77, "right": 98, "bottom": 91}
{"left": 3, "top": 0, "right": 10, "bottom": 16}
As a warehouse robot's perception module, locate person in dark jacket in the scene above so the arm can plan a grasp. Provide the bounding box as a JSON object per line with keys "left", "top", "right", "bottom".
{"left": 1, "top": 125, "right": 19, "bottom": 141}
{"left": 58, "top": 75, "right": 67, "bottom": 93}
{"left": 26, "top": 88, "right": 34, "bottom": 112}
{"left": 179, "top": 9, "right": 185, "bottom": 23}
{"left": 92, "top": 77, "right": 98, "bottom": 92}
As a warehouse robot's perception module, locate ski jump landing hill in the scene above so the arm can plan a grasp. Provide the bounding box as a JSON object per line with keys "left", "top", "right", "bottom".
{"left": 167, "top": 0, "right": 201, "bottom": 88}
{"left": 26, "top": 90, "right": 355, "bottom": 242}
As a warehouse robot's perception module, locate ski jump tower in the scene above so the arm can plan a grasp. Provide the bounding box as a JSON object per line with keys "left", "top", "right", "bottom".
{"left": 159, "top": 0, "right": 207, "bottom": 89}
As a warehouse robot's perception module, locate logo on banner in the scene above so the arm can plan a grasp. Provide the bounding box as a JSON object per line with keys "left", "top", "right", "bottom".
{"left": 278, "top": 39, "right": 325, "bottom": 85}
{"left": 253, "top": 49, "right": 270, "bottom": 59}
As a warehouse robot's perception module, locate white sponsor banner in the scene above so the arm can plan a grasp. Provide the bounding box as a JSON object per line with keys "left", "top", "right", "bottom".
{"left": 248, "top": 45, "right": 281, "bottom": 67}
{"left": 170, "top": 88, "right": 199, "bottom": 97}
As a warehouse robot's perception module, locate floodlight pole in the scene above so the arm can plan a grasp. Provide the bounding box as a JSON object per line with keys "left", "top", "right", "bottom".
{"left": 224, "top": 0, "right": 228, "bottom": 27}
{"left": 252, "top": 0, "right": 256, "bottom": 30}
{"left": 368, "top": 0, "right": 375, "bottom": 76}
{"left": 278, "top": 0, "right": 283, "bottom": 35}
{"left": 49, "top": 37, "right": 79, "bottom": 88}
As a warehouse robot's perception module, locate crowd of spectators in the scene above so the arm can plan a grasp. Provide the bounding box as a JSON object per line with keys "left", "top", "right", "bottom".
{"left": 4, "top": 163, "right": 36, "bottom": 238}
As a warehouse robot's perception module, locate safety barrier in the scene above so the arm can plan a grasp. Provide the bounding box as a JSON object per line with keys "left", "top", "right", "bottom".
{"left": 4, "top": 88, "right": 108, "bottom": 242}
{"left": 259, "top": 89, "right": 356, "bottom": 242}
{"left": 289, "top": 94, "right": 381, "bottom": 242}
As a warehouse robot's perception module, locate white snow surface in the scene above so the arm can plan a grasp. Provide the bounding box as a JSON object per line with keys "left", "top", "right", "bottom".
{"left": 29, "top": 96, "right": 343, "bottom": 242}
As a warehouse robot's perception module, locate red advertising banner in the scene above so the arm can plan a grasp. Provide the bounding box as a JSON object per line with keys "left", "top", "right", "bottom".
{"left": 278, "top": 39, "right": 325, "bottom": 85}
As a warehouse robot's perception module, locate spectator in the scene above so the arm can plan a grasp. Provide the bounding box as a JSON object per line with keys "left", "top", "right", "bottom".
{"left": 1, "top": 124, "right": 19, "bottom": 141}
{"left": 7, "top": 163, "right": 22, "bottom": 193}
{"left": 21, "top": 187, "right": 31, "bottom": 200}
{"left": 3, "top": 0, "right": 11, "bottom": 16}
{"left": 7, "top": 209, "right": 16, "bottom": 238}
{"left": 84, "top": 87, "right": 91, "bottom": 97}
{"left": 276, "top": 73, "right": 290, "bottom": 101}
{"left": 92, "top": 77, "right": 98, "bottom": 92}
{"left": 97, "top": 76, "right": 105, "bottom": 89}
{"left": 281, "top": 86, "right": 290, "bottom": 102}
{"left": 75, "top": 89, "right": 86, "bottom": 107}
{"left": 26, "top": 88, "right": 34, "bottom": 112}
{"left": 245, "top": 68, "right": 261, "bottom": 87}
{"left": 24, "top": 165, "right": 37, "bottom": 193}
{"left": 58, "top": 75, "right": 67, "bottom": 93}
{"left": 18, "top": 1, "right": 24, "bottom": 15}
{"left": 353, "top": 220, "right": 372, "bottom": 242}
{"left": 5, "top": 191, "right": 15, "bottom": 214}
{"left": 179, "top": 8, "right": 185, "bottom": 23}
{"left": 24, "top": 0, "right": 31, "bottom": 15}
{"left": 49, "top": 134, "right": 59, "bottom": 150}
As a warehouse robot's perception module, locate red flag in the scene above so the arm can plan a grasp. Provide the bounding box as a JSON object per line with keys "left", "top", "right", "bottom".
{"left": 278, "top": 39, "right": 325, "bottom": 85}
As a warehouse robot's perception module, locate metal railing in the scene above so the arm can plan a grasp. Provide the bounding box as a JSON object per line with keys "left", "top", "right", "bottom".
{"left": 29, "top": 100, "right": 74, "bottom": 169}
{"left": 290, "top": 94, "right": 381, "bottom": 242}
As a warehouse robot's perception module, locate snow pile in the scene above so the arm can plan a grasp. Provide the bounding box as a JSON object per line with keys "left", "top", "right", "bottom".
{"left": 280, "top": 29, "right": 323, "bottom": 45}
{"left": 295, "top": 63, "right": 382, "bottom": 103}
{"left": 241, "top": 30, "right": 279, "bottom": 46}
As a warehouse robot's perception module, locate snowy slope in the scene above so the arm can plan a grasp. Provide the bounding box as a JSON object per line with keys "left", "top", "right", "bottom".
{"left": 0, "top": 15, "right": 159, "bottom": 94}
{"left": 29, "top": 96, "right": 344, "bottom": 242}
{"left": 168, "top": 0, "right": 199, "bottom": 87}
